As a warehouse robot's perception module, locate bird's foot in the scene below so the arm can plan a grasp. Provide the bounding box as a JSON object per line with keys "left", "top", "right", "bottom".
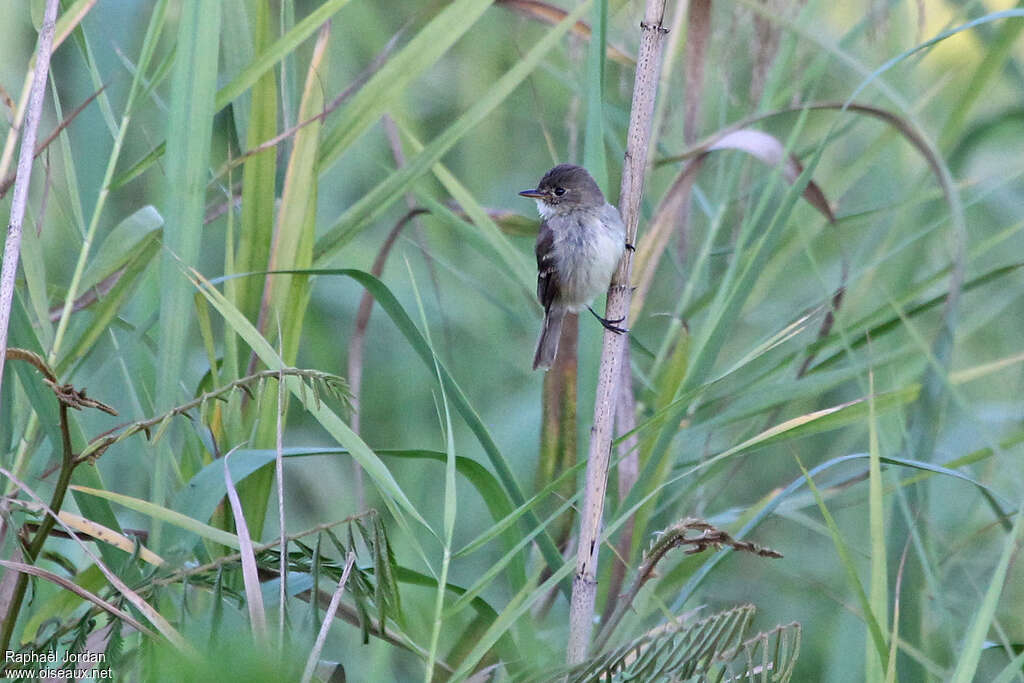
{"left": 588, "top": 306, "right": 629, "bottom": 334}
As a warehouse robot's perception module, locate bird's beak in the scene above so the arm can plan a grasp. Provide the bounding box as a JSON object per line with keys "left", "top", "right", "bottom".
{"left": 518, "top": 189, "right": 546, "bottom": 199}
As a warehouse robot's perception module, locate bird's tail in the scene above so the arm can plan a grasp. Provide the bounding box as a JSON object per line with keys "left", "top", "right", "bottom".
{"left": 533, "top": 308, "right": 566, "bottom": 371}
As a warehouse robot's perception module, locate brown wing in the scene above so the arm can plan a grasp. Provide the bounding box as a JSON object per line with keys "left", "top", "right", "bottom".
{"left": 535, "top": 220, "right": 559, "bottom": 312}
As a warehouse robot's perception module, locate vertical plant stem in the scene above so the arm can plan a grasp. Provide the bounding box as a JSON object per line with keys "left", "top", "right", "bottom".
{"left": 673, "top": 0, "right": 708, "bottom": 269}
{"left": 533, "top": 315, "right": 579, "bottom": 619}
{"left": 566, "top": 0, "right": 668, "bottom": 666}
{"left": 683, "top": 0, "right": 710, "bottom": 144}
{"left": 0, "top": 0, "right": 59, "bottom": 403}
{"left": 276, "top": 368, "right": 287, "bottom": 648}
{"left": 603, "top": 1, "right": 688, "bottom": 618}
{"left": 0, "top": 398, "right": 73, "bottom": 655}
{"left": 48, "top": 0, "right": 169, "bottom": 367}
{"left": 300, "top": 552, "right": 355, "bottom": 683}
{"left": 601, "top": 356, "right": 637, "bottom": 623}
{"left": 153, "top": 0, "right": 221, "bottom": 545}
{"left": 346, "top": 208, "right": 427, "bottom": 509}
{"left": 538, "top": 313, "right": 579, "bottom": 547}
{"left": 348, "top": 113, "right": 446, "bottom": 511}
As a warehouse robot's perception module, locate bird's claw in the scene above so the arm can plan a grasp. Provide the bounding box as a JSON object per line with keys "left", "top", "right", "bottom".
{"left": 588, "top": 306, "right": 630, "bottom": 335}
{"left": 602, "top": 322, "right": 629, "bottom": 335}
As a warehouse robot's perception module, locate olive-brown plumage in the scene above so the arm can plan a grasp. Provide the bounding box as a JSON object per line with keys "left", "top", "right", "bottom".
{"left": 519, "top": 165, "right": 626, "bottom": 370}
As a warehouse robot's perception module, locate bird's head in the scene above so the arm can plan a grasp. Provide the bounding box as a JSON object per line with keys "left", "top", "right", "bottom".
{"left": 519, "top": 164, "right": 605, "bottom": 217}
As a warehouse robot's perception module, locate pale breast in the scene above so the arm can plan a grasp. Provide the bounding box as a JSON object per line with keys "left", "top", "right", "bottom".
{"left": 552, "top": 209, "right": 625, "bottom": 310}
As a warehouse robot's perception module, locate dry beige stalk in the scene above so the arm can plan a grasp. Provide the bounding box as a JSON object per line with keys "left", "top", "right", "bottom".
{"left": 567, "top": 0, "right": 670, "bottom": 665}
{"left": 604, "top": 0, "right": 690, "bottom": 625}
{"left": 684, "top": 0, "right": 711, "bottom": 143}
{"left": 0, "top": 0, "right": 59, "bottom": 405}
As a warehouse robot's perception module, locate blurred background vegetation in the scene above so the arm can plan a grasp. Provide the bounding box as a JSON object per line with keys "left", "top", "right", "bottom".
{"left": 1, "top": 0, "right": 1023, "bottom": 680}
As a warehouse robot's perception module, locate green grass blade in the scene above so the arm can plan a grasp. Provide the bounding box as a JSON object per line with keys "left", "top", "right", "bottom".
{"left": 20, "top": 565, "right": 106, "bottom": 643}
{"left": 219, "top": 0, "right": 255, "bottom": 141}
{"left": 70, "top": 485, "right": 240, "bottom": 549}
{"left": 449, "top": 552, "right": 576, "bottom": 679}
{"left": 950, "top": 507, "right": 1024, "bottom": 683}
{"left": 265, "top": 21, "right": 328, "bottom": 360}
{"left": 236, "top": 19, "right": 332, "bottom": 541}
{"left": 228, "top": 0, "right": 277, "bottom": 327}
{"left": 56, "top": 235, "right": 161, "bottom": 376}
{"left": 186, "top": 267, "right": 429, "bottom": 531}
{"left": 49, "top": 0, "right": 169, "bottom": 367}
{"left": 155, "top": 0, "right": 221, "bottom": 405}
{"left": 170, "top": 446, "right": 521, "bottom": 589}
{"left": 416, "top": 263, "right": 457, "bottom": 682}
{"left": 17, "top": 206, "right": 52, "bottom": 348}
{"left": 990, "top": 646, "right": 1024, "bottom": 683}
{"left": 77, "top": 206, "right": 163, "bottom": 294}
{"left": 214, "top": 0, "right": 352, "bottom": 111}
{"left": 288, "top": 268, "right": 566, "bottom": 581}
{"left": 447, "top": 495, "right": 576, "bottom": 619}
{"left": 411, "top": 193, "right": 534, "bottom": 303}
{"left": 455, "top": 456, "right": 585, "bottom": 560}
{"left": 152, "top": 1, "right": 222, "bottom": 541}
{"left": 798, "top": 458, "right": 889, "bottom": 669}
{"left": 940, "top": 3, "right": 1024, "bottom": 148}
{"left": 316, "top": 0, "right": 494, "bottom": 172}
{"left": 394, "top": 122, "right": 534, "bottom": 298}
{"left": 7, "top": 297, "right": 131, "bottom": 570}
{"left": 313, "top": 0, "right": 594, "bottom": 265}
{"left": 582, "top": 0, "right": 608, "bottom": 188}
{"left": 392, "top": 566, "right": 517, "bottom": 665}
{"left": 866, "top": 369, "right": 888, "bottom": 680}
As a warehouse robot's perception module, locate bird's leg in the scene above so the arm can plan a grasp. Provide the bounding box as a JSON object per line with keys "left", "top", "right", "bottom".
{"left": 587, "top": 306, "right": 629, "bottom": 334}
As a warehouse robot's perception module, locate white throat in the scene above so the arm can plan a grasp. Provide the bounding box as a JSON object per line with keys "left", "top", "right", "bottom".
{"left": 535, "top": 199, "right": 556, "bottom": 221}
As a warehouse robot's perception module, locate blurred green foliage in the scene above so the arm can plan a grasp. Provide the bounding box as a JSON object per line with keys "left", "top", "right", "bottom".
{"left": 1, "top": 0, "right": 1023, "bottom": 681}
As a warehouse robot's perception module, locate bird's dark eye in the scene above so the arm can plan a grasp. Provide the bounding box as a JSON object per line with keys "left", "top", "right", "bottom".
{"left": 554, "top": 187, "right": 566, "bottom": 196}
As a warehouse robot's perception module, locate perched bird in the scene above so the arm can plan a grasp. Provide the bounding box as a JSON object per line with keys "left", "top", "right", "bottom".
{"left": 519, "top": 164, "right": 628, "bottom": 371}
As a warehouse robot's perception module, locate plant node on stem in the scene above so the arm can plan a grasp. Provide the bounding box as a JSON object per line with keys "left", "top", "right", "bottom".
{"left": 566, "top": 0, "right": 670, "bottom": 666}
{"left": 0, "top": 348, "right": 111, "bottom": 656}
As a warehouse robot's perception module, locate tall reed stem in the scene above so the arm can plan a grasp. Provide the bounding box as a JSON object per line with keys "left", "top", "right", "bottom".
{"left": 566, "top": 0, "right": 669, "bottom": 665}
{"left": 0, "top": 0, "right": 59, "bottom": 402}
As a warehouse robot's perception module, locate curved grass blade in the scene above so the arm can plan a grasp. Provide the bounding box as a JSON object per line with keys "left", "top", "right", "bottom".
{"left": 3, "top": 469, "right": 191, "bottom": 653}
{"left": 391, "top": 566, "right": 513, "bottom": 657}
{"left": 0, "top": 559, "right": 152, "bottom": 637}
{"left": 266, "top": 268, "right": 565, "bottom": 581}
{"left": 175, "top": 444, "right": 527, "bottom": 588}
{"left": 313, "top": 0, "right": 594, "bottom": 265}
{"left": 395, "top": 123, "right": 534, "bottom": 297}
{"left": 950, "top": 507, "right": 1024, "bottom": 683}
{"left": 152, "top": 0, "right": 222, "bottom": 548}
{"left": 496, "top": 0, "right": 634, "bottom": 66}
{"left": 316, "top": 0, "right": 494, "bottom": 172}
{"left": 8, "top": 499, "right": 164, "bottom": 566}
{"left": 70, "top": 485, "right": 241, "bottom": 549}
{"left": 214, "top": 0, "right": 353, "bottom": 111}
{"left": 866, "top": 369, "right": 888, "bottom": 680}
{"left": 56, "top": 226, "right": 162, "bottom": 376}
{"left": 20, "top": 564, "right": 104, "bottom": 642}
{"left": 229, "top": 0, "right": 278, "bottom": 327}
{"left": 667, "top": 451, "right": 1016, "bottom": 615}
{"left": 186, "top": 267, "right": 429, "bottom": 531}
{"left": 798, "top": 458, "right": 887, "bottom": 668}
{"left": 223, "top": 450, "right": 268, "bottom": 645}
{"left": 449, "top": 556, "right": 576, "bottom": 680}
{"left": 940, "top": 6, "right": 1024, "bottom": 148}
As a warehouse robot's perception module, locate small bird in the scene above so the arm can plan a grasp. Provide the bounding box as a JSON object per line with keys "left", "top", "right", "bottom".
{"left": 519, "top": 164, "right": 628, "bottom": 371}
